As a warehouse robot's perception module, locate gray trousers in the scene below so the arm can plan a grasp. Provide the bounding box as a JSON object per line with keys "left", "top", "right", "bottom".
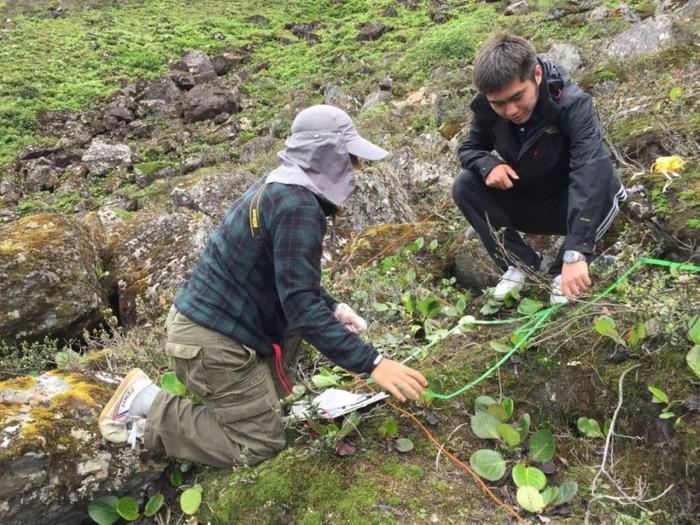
{"left": 144, "top": 306, "right": 288, "bottom": 468}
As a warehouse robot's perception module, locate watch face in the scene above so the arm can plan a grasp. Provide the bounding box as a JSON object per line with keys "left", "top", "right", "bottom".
{"left": 564, "top": 251, "right": 581, "bottom": 263}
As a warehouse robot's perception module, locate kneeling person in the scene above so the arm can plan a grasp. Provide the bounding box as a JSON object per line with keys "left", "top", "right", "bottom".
{"left": 99, "top": 105, "right": 427, "bottom": 467}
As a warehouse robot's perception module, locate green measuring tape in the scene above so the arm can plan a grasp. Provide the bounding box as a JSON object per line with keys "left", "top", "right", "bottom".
{"left": 416, "top": 256, "right": 700, "bottom": 400}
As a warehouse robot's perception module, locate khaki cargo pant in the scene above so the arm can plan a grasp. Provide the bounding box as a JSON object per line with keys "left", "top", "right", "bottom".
{"left": 144, "top": 306, "right": 290, "bottom": 468}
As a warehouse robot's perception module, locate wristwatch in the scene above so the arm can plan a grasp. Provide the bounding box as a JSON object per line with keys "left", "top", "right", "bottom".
{"left": 563, "top": 250, "right": 585, "bottom": 264}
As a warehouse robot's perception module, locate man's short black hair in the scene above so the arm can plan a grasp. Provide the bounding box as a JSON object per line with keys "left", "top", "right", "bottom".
{"left": 473, "top": 35, "right": 538, "bottom": 94}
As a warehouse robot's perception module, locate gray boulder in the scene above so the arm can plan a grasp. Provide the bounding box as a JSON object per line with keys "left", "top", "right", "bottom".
{"left": 81, "top": 139, "right": 132, "bottom": 176}
{"left": 607, "top": 15, "right": 674, "bottom": 57}
{"left": 182, "top": 83, "right": 241, "bottom": 123}
{"left": 505, "top": 0, "right": 528, "bottom": 15}
{"left": 22, "top": 157, "right": 58, "bottom": 192}
{"left": 361, "top": 91, "right": 391, "bottom": 112}
{"left": 356, "top": 22, "right": 387, "bottom": 41}
{"left": 106, "top": 210, "right": 215, "bottom": 326}
{"left": 138, "top": 77, "right": 183, "bottom": 118}
{"left": 342, "top": 163, "right": 417, "bottom": 235}
{"left": 541, "top": 43, "right": 583, "bottom": 73}
{"left": 324, "top": 84, "right": 356, "bottom": 113}
{"left": 169, "top": 170, "right": 258, "bottom": 221}
{"left": 175, "top": 50, "right": 218, "bottom": 84}
{"left": 0, "top": 214, "right": 107, "bottom": 344}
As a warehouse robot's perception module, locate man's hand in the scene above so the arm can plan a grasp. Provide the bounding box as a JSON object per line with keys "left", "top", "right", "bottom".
{"left": 561, "top": 261, "right": 591, "bottom": 298}
{"left": 334, "top": 303, "right": 367, "bottom": 334}
{"left": 370, "top": 358, "right": 427, "bottom": 402}
{"left": 485, "top": 164, "right": 519, "bottom": 190}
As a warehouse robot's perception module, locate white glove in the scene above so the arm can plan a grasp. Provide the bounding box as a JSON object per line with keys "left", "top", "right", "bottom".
{"left": 334, "top": 303, "right": 368, "bottom": 334}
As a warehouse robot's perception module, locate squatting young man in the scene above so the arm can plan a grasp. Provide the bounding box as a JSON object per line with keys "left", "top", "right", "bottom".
{"left": 452, "top": 35, "right": 626, "bottom": 304}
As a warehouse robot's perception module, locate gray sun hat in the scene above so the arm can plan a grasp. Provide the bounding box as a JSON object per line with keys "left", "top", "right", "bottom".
{"left": 291, "top": 105, "right": 388, "bottom": 160}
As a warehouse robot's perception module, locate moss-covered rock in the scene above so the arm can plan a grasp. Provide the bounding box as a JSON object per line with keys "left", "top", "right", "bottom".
{"left": 0, "top": 370, "right": 167, "bottom": 525}
{"left": 0, "top": 213, "right": 109, "bottom": 343}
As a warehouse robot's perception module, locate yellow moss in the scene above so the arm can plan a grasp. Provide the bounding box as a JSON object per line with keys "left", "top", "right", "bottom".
{"left": 3, "top": 213, "right": 65, "bottom": 249}
{"left": 0, "top": 402, "right": 21, "bottom": 425}
{"left": 0, "top": 239, "right": 21, "bottom": 254}
{"left": 51, "top": 370, "right": 110, "bottom": 408}
{"left": 341, "top": 222, "right": 439, "bottom": 266}
{"left": 0, "top": 375, "right": 36, "bottom": 391}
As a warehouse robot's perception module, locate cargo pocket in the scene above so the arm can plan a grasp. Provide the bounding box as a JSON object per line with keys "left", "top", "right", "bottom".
{"left": 214, "top": 355, "right": 281, "bottom": 425}
{"left": 165, "top": 342, "right": 208, "bottom": 396}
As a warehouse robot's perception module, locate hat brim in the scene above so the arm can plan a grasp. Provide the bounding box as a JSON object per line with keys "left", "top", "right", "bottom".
{"left": 346, "top": 136, "right": 388, "bottom": 161}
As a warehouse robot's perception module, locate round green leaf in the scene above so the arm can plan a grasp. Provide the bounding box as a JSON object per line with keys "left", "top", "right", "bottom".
{"left": 469, "top": 449, "right": 506, "bottom": 481}
{"left": 577, "top": 417, "right": 604, "bottom": 438}
{"left": 687, "top": 345, "right": 700, "bottom": 377}
{"left": 541, "top": 486, "right": 559, "bottom": 506}
{"left": 518, "top": 297, "right": 544, "bottom": 315}
{"left": 512, "top": 464, "right": 547, "bottom": 490}
{"left": 516, "top": 486, "right": 545, "bottom": 513}
{"left": 474, "top": 395, "right": 497, "bottom": 413}
{"left": 88, "top": 496, "right": 120, "bottom": 525}
{"left": 170, "top": 469, "right": 183, "bottom": 487}
{"left": 395, "top": 437, "right": 414, "bottom": 453}
{"left": 497, "top": 423, "right": 522, "bottom": 448}
{"left": 554, "top": 481, "right": 578, "bottom": 505}
{"left": 378, "top": 420, "right": 398, "bottom": 438}
{"left": 528, "top": 430, "right": 555, "bottom": 462}
{"left": 116, "top": 496, "right": 140, "bottom": 521}
{"left": 487, "top": 403, "right": 509, "bottom": 422}
{"left": 144, "top": 494, "right": 165, "bottom": 517}
{"left": 471, "top": 412, "right": 501, "bottom": 440}
{"left": 180, "top": 485, "right": 203, "bottom": 515}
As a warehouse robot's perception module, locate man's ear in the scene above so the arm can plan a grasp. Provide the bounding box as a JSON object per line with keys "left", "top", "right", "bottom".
{"left": 534, "top": 64, "right": 543, "bottom": 86}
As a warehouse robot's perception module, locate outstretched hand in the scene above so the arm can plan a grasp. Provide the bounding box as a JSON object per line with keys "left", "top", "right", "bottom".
{"left": 370, "top": 358, "right": 427, "bottom": 402}
{"left": 561, "top": 261, "right": 591, "bottom": 298}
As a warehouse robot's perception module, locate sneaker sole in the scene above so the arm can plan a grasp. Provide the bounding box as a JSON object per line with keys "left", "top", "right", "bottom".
{"left": 98, "top": 368, "right": 146, "bottom": 443}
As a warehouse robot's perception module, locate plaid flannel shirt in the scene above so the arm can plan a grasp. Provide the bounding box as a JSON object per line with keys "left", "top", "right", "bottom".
{"left": 174, "top": 180, "right": 379, "bottom": 374}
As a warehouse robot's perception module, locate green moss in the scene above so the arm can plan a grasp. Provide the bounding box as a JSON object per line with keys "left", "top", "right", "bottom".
{"left": 133, "top": 161, "right": 171, "bottom": 177}
{"left": 382, "top": 458, "right": 424, "bottom": 479}
{"left": 202, "top": 449, "right": 389, "bottom": 524}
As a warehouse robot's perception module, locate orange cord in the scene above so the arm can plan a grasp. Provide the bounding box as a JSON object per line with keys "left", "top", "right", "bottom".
{"left": 354, "top": 376, "right": 529, "bottom": 524}
{"left": 386, "top": 399, "right": 530, "bottom": 524}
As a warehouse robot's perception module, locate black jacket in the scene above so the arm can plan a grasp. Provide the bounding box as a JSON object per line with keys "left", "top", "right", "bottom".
{"left": 458, "top": 59, "right": 624, "bottom": 255}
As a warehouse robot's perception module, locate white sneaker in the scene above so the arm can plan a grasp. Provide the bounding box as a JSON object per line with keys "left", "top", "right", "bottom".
{"left": 549, "top": 275, "right": 569, "bottom": 305}
{"left": 99, "top": 368, "right": 152, "bottom": 444}
{"left": 493, "top": 266, "right": 526, "bottom": 300}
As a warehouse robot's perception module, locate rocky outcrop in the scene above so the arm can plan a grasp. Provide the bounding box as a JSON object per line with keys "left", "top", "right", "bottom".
{"left": 0, "top": 371, "right": 167, "bottom": 525}
{"left": 342, "top": 164, "right": 417, "bottom": 235}
{"left": 106, "top": 210, "right": 215, "bottom": 327}
{"left": 0, "top": 214, "right": 108, "bottom": 344}
{"left": 168, "top": 170, "right": 258, "bottom": 221}
{"left": 607, "top": 14, "right": 675, "bottom": 57}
